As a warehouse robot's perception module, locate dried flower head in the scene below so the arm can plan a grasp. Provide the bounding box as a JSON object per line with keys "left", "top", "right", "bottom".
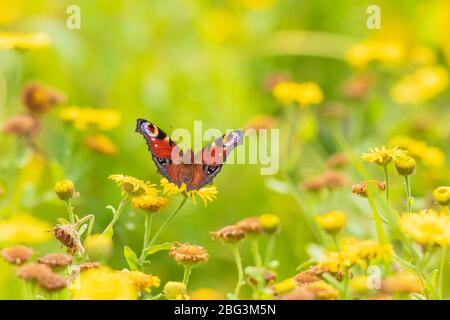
{"left": 17, "top": 263, "right": 52, "bottom": 281}
{"left": 211, "top": 225, "right": 245, "bottom": 243}
{"left": 432, "top": 186, "right": 450, "bottom": 206}
{"left": 2, "top": 114, "right": 40, "bottom": 137}
{"left": 52, "top": 224, "right": 83, "bottom": 256}
{"left": 38, "top": 253, "right": 72, "bottom": 269}
{"left": 236, "top": 217, "right": 262, "bottom": 235}
{"left": 54, "top": 180, "right": 76, "bottom": 201}
{"left": 79, "top": 262, "right": 100, "bottom": 272}
{"left": 315, "top": 211, "right": 346, "bottom": 234}
{"left": 394, "top": 154, "right": 416, "bottom": 176}
{"left": 132, "top": 194, "right": 169, "bottom": 213}
{"left": 361, "top": 146, "right": 406, "bottom": 166}
{"left": 109, "top": 174, "right": 155, "bottom": 197}
{"left": 259, "top": 214, "right": 280, "bottom": 234}
{"left": 160, "top": 178, "right": 218, "bottom": 206}
{"left": 169, "top": 242, "right": 209, "bottom": 266}
{"left": 304, "top": 280, "right": 339, "bottom": 300}
{"left": 85, "top": 234, "right": 113, "bottom": 259}
{"left": 21, "top": 82, "right": 66, "bottom": 115}
{"left": 277, "top": 287, "right": 315, "bottom": 300}
{"left": 351, "top": 180, "right": 386, "bottom": 198}
{"left": 342, "top": 74, "right": 375, "bottom": 100}
{"left": 84, "top": 135, "right": 118, "bottom": 156}
{"left": 37, "top": 271, "right": 67, "bottom": 291}
{"left": 164, "top": 281, "right": 189, "bottom": 300}
{"left": 1, "top": 245, "right": 33, "bottom": 265}
{"left": 245, "top": 267, "right": 277, "bottom": 286}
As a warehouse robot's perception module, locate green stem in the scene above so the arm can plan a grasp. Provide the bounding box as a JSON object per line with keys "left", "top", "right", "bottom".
{"left": 366, "top": 188, "right": 388, "bottom": 244}
{"left": 146, "top": 195, "right": 188, "bottom": 249}
{"left": 231, "top": 244, "right": 244, "bottom": 299}
{"left": 404, "top": 175, "right": 413, "bottom": 213}
{"left": 251, "top": 239, "right": 262, "bottom": 267}
{"left": 383, "top": 165, "right": 390, "bottom": 204}
{"left": 65, "top": 199, "right": 75, "bottom": 224}
{"left": 439, "top": 246, "right": 447, "bottom": 299}
{"left": 332, "top": 234, "right": 340, "bottom": 251}
{"left": 342, "top": 268, "right": 350, "bottom": 300}
{"left": 264, "top": 234, "right": 276, "bottom": 267}
{"left": 102, "top": 194, "right": 130, "bottom": 235}
{"left": 139, "top": 214, "right": 153, "bottom": 262}
{"left": 182, "top": 265, "right": 192, "bottom": 286}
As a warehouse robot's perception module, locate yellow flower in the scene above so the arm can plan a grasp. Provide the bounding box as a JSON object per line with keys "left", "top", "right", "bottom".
{"left": 409, "top": 46, "right": 437, "bottom": 65}
{"left": 432, "top": 186, "right": 450, "bottom": 206}
{"left": 132, "top": 194, "right": 169, "bottom": 213}
{"left": 345, "top": 40, "right": 405, "bottom": 68}
{"left": 164, "top": 281, "right": 189, "bottom": 300}
{"left": 0, "top": 32, "right": 50, "bottom": 50}
{"left": 60, "top": 106, "right": 121, "bottom": 131}
{"left": 109, "top": 174, "right": 156, "bottom": 197}
{"left": 54, "top": 180, "right": 75, "bottom": 201}
{"left": 319, "top": 238, "right": 394, "bottom": 272}
{"left": 160, "top": 178, "right": 218, "bottom": 206}
{"left": 0, "top": 214, "right": 51, "bottom": 244}
{"left": 361, "top": 146, "right": 406, "bottom": 166}
{"left": 85, "top": 234, "right": 113, "bottom": 259}
{"left": 259, "top": 214, "right": 280, "bottom": 234}
{"left": 71, "top": 267, "right": 137, "bottom": 300}
{"left": 388, "top": 135, "right": 445, "bottom": 168}
{"left": 84, "top": 135, "right": 118, "bottom": 156}
{"left": 399, "top": 211, "right": 450, "bottom": 246}
{"left": 350, "top": 275, "right": 370, "bottom": 294}
{"left": 315, "top": 211, "right": 346, "bottom": 234}
{"left": 391, "top": 65, "right": 449, "bottom": 104}
{"left": 119, "top": 270, "right": 160, "bottom": 293}
{"left": 272, "top": 81, "right": 323, "bottom": 107}
{"left": 190, "top": 288, "right": 224, "bottom": 300}
{"left": 394, "top": 154, "right": 416, "bottom": 176}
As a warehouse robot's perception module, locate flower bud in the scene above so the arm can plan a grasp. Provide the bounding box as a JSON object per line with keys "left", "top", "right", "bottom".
{"left": 54, "top": 180, "right": 75, "bottom": 201}
{"left": 432, "top": 186, "right": 450, "bottom": 206}
{"left": 259, "top": 214, "right": 280, "bottom": 234}
{"left": 395, "top": 154, "right": 416, "bottom": 176}
{"left": 164, "top": 281, "right": 188, "bottom": 300}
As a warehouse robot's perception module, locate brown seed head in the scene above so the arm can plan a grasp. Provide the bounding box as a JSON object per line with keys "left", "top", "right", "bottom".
{"left": 17, "top": 263, "right": 52, "bottom": 281}
{"left": 37, "top": 271, "right": 67, "bottom": 291}
{"left": 21, "top": 82, "right": 66, "bottom": 115}
{"left": 38, "top": 253, "right": 72, "bottom": 268}
{"left": 352, "top": 180, "right": 386, "bottom": 198}
{"left": 236, "top": 217, "right": 262, "bottom": 235}
{"left": 326, "top": 153, "right": 349, "bottom": 169}
{"left": 169, "top": 242, "right": 209, "bottom": 266}
{"left": 2, "top": 114, "right": 40, "bottom": 137}
{"left": 52, "top": 224, "right": 83, "bottom": 256}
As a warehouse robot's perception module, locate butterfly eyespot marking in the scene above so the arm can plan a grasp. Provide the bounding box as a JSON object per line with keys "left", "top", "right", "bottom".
{"left": 156, "top": 157, "right": 170, "bottom": 166}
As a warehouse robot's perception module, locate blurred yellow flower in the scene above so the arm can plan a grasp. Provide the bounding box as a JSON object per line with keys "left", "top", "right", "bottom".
{"left": 345, "top": 40, "right": 406, "bottom": 68}
{"left": 271, "top": 277, "right": 297, "bottom": 295}
{"left": 132, "top": 194, "right": 169, "bottom": 213}
{"left": 391, "top": 65, "right": 449, "bottom": 104}
{"left": 361, "top": 146, "right": 406, "bottom": 166}
{"left": 350, "top": 275, "right": 370, "bottom": 294}
{"left": 54, "top": 180, "right": 75, "bottom": 201}
{"left": 319, "top": 238, "right": 393, "bottom": 272}
{"left": 409, "top": 46, "right": 437, "bottom": 65}
{"left": 432, "top": 186, "right": 450, "bottom": 206}
{"left": 109, "top": 174, "right": 157, "bottom": 197}
{"left": 388, "top": 135, "right": 445, "bottom": 168}
{"left": 399, "top": 211, "right": 450, "bottom": 246}
{"left": 272, "top": 81, "right": 323, "bottom": 107}
{"left": 119, "top": 270, "right": 160, "bottom": 293}
{"left": 201, "top": 10, "right": 240, "bottom": 43}
{"left": 190, "top": 288, "right": 224, "bottom": 300}
{"left": 85, "top": 234, "right": 113, "bottom": 259}
{"left": 84, "top": 134, "right": 118, "bottom": 156}
{"left": 160, "top": 178, "right": 218, "bottom": 206}
{"left": 259, "top": 213, "right": 280, "bottom": 234}
{"left": 71, "top": 267, "right": 137, "bottom": 300}
{"left": 315, "top": 210, "right": 346, "bottom": 234}
{"left": 236, "top": 0, "right": 277, "bottom": 10}
{"left": 60, "top": 106, "right": 121, "bottom": 131}
{"left": 0, "top": 32, "right": 50, "bottom": 50}
{"left": 0, "top": 214, "right": 51, "bottom": 244}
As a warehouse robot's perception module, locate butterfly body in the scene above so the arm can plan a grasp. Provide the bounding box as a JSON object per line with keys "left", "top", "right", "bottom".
{"left": 136, "top": 118, "right": 244, "bottom": 191}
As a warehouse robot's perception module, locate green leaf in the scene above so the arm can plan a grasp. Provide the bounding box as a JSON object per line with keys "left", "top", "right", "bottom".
{"left": 296, "top": 259, "right": 317, "bottom": 271}
{"left": 143, "top": 242, "right": 173, "bottom": 256}
{"left": 123, "top": 246, "right": 141, "bottom": 271}
{"left": 78, "top": 224, "right": 88, "bottom": 237}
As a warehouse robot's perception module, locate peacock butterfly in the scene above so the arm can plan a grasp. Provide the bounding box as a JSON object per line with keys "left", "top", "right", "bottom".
{"left": 136, "top": 118, "right": 244, "bottom": 191}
